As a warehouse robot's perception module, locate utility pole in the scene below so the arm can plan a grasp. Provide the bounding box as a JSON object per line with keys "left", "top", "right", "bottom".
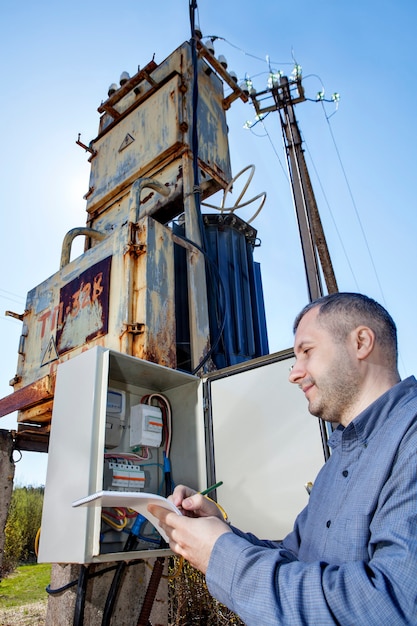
{"left": 251, "top": 72, "right": 338, "bottom": 301}
{"left": 250, "top": 70, "right": 336, "bottom": 461}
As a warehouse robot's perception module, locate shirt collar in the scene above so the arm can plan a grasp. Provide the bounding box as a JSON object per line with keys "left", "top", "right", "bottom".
{"left": 328, "top": 376, "right": 417, "bottom": 450}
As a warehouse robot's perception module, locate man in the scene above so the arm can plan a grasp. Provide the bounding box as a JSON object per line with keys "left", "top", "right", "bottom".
{"left": 149, "top": 293, "right": 417, "bottom": 625}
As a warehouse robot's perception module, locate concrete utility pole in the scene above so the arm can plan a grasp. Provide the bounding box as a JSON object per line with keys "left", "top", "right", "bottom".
{"left": 0, "top": 430, "right": 15, "bottom": 577}
{"left": 251, "top": 72, "right": 336, "bottom": 462}
{"left": 251, "top": 73, "right": 338, "bottom": 302}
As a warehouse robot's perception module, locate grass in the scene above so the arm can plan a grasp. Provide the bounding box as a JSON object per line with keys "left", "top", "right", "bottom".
{"left": 0, "top": 563, "right": 51, "bottom": 608}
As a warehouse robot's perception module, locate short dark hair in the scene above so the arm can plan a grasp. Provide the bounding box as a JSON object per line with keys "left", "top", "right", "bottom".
{"left": 293, "top": 293, "right": 398, "bottom": 366}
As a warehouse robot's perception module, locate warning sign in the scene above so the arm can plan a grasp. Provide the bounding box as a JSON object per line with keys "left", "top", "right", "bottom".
{"left": 40, "top": 336, "right": 59, "bottom": 367}
{"left": 119, "top": 133, "right": 135, "bottom": 152}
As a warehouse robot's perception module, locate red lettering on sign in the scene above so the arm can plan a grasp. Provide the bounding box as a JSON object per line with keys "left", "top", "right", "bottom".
{"left": 38, "top": 310, "right": 51, "bottom": 339}
{"left": 92, "top": 272, "right": 104, "bottom": 302}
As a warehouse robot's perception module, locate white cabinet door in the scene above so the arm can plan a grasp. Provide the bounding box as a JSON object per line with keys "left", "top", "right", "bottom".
{"left": 207, "top": 351, "right": 326, "bottom": 540}
{"left": 39, "top": 346, "right": 109, "bottom": 563}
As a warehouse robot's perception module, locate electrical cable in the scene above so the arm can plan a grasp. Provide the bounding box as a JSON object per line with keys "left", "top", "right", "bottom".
{"left": 202, "top": 34, "right": 293, "bottom": 68}
{"left": 201, "top": 164, "right": 267, "bottom": 225}
{"left": 321, "top": 105, "right": 388, "bottom": 305}
{"left": 46, "top": 561, "right": 144, "bottom": 596}
{"left": 101, "top": 526, "right": 140, "bottom": 626}
{"left": 189, "top": 0, "right": 229, "bottom": 375}
{"left": 140, "top": 392, "right": 173, "bottom": 498}
{"left": 101, "top": 467, "right": 171, "bottom": 626}
{"left": 34, "top": 527, "right": 41, "bottom": 557}
{"left": 189, "top": 0, "right": 206, "bottom": 253}
{"left": 73, "top": 565, "right": 89, "bottom": 626}
{"left": 173, "top": 232, "right": 227, "bottom": 374}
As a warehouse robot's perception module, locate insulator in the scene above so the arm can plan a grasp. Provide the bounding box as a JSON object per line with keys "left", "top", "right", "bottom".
{"left": 119, "top": 71, "right": 130, "bottom": 86}
{"left": 239, "top": 81, "right": 249, "bottom": 96}
{"left": 218, "top": 55, "right": 228, "bottom": 69}
{"left": 204, "top": 39, "right": 215, "bottom": 55}
{"left": 108, "top": 83, "right": 118, "bottom": 97}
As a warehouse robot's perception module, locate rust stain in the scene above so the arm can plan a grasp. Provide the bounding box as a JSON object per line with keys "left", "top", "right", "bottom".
{"left": 0, "top": 375, "right": 55, "bottom": 419}
{"left": 19, "top": 400, "right": 53, "bottom": 425}
{"left": 142, "top": 191, "right": 154, "bottom": 204}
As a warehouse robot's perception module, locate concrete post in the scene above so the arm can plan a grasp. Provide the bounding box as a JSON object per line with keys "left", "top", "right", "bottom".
{"left": 45, "top": 558, "right": 168, "bottom": 625}
{"left": 0, "top": 429, "right": 15, "bottom": 577}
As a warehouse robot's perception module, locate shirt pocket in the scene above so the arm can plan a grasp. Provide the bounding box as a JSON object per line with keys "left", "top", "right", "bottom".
{"left": 332, "top": 514, "right": 372, "bottom": 562}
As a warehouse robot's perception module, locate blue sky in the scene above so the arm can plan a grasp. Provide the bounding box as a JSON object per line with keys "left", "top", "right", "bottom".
{"left": 1, "top": 0, "right": 416, "bottom": 485}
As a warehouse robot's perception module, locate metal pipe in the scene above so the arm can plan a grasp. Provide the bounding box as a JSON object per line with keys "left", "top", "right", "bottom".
{"left": 60, "top": 228, "right": 107, "bottom": 269}
{"left": 128, "top": 177, "right": 170, "bottom": 224}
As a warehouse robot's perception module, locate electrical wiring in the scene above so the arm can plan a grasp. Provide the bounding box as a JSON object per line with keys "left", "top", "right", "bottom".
{"left": 172, "top": 231, "right": 227, "bottom": 375}
{"left": 204, "top": 495, "right": 229, "bottom": 522}
{"left": 321, "top": 104, "right": 388, "bottom": 306}
{"left": 142, "top": 393, "right": 172, "bottom": 458}
{"left": 134, "top": 517, "right": 162, "bottom": 546}
{"left": 101, "top": 506, "right": 138, "bottom": 531}
{"left": 46, "top": 561, "right": 145, "bottom": 596}
{"left": 104, "top": 450, "right": 151, "bottom": 462}
{"left": 101, "top": 508, "right": 128, "bottom": 531}
{"left": 34, "top": 527, "right": 41, "bottom": 557}
{"left": 73, "top": 565, "right": 89, "bottom": 626}
{"left": 202, "top": 34, "right": 293, "bottom": 69}
{"left": 101, "top": 519, "right": 142, "bottom": 626}
{"left": 201, "top": 164, "right": 267, "bottom": 225}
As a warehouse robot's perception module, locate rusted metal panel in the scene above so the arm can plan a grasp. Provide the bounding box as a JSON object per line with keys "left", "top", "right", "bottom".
{"left": 86, "top": 74, "right": 184, "bottom": 213}
{"left": 19, "top": 400, "right": 54, "bottom": 424}
{"left": 56, "top": 256, "right": 112, "bottom": 355}
{"left": 0, "top": 375, "right": 53, "bottom": 418}
{"left": 195, "top": 59, "right": 232, "bottom": 184}
{"left": 13, "top": 234, "right": 118, "bottom": 392}
{"left": 6, "top": 210, "right": 176, "bottom": 419}
{"left": 97, "top": 60, "right": 158, "bottom": 117}
{"left": 15, "top": 423, "right": 50, "bottom": 453}
{"left": 85, "top": 42, "right": 232, "bottom": 225}
{"left": 122, "top": 217, "right": 176, "bottom": 369}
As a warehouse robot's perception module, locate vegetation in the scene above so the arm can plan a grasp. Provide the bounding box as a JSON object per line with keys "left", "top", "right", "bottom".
{"left": 2, "top": 486, "right": 44, "bottom": 576}
{"left": 0, "top": 563, "right": 51, "bottom": 608}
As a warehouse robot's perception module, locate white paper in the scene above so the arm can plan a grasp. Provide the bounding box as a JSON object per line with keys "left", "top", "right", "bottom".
{"left": 72, "top": 490, "right": 181, "bottom": 543}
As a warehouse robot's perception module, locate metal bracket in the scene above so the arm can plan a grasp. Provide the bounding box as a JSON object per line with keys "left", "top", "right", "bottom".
{"left": 125, "top": 322, "right": 145, "bottom": 335}
{"left": 127, "top": 242, "right": 147, "bottom": 256}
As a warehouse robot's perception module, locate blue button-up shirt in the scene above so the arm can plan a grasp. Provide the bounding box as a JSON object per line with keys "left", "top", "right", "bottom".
{"left": 206, "top": 377, "right": 417, "bottom": 625}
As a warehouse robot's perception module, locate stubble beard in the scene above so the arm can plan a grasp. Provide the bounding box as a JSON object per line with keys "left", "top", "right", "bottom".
{"left": 307, "top": 355, "right": 361, "bottom": 424}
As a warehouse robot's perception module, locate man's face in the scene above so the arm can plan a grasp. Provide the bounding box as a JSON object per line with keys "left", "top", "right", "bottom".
{"left": 289, "top": 307, "right": 361, "bottom": 426}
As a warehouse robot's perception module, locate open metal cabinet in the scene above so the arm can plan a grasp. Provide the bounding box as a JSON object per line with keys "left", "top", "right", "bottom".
{"left": 38, "top": 346, "right": 326, "bottom": 564}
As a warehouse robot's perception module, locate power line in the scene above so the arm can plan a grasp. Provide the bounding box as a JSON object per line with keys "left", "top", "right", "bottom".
{"left": 321, "top": 102, "right": 388, "bottom": 307}
{"left": 302, "top": 137, "right": 360, "bottom": 291}
{"left": 0, "top": 288, "right": 25, "bottom": 302}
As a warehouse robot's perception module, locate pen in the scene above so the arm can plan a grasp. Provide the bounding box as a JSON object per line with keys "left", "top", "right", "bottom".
{"left": 200, "top": 481, "right": 223, "bottom": 496}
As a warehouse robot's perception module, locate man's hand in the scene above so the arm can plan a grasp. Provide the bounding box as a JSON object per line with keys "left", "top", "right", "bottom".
{"left": 148, "top": 503, "right": 232, "bottom": 573}
{"left": 170, "top": 484, "right": 225, "bottom": 520}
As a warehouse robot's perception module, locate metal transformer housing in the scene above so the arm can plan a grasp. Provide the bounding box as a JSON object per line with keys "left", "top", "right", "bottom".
{"left": 0, "top": 40, "right": 262, "bottom": 452}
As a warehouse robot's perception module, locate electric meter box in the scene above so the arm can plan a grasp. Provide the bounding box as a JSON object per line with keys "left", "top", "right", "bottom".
{"left": 130, "top": 404, "right": 163, "bottom": 448}
{"left": 107, "top": 389, "right": 126, "bottom": 418}
{"left": 38, "top": 346, "right": 204, "bottom": 564}
{"left": 38, "top": 346, "right": 326, "bottom": 565}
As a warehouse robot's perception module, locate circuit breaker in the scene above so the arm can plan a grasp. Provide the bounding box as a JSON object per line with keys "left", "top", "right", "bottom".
{"left": 130, "top": 404, "right": 163, "bottom": 448}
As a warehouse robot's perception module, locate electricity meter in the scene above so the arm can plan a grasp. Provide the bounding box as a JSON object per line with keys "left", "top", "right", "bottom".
{"left": 105, "top": 388, "right": 126, "bottom": 448}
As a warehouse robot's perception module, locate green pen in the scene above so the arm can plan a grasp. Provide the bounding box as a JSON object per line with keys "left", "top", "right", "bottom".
{"left": 200, "top": 480, "right": 223, "bottom": 496}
